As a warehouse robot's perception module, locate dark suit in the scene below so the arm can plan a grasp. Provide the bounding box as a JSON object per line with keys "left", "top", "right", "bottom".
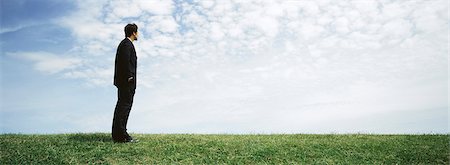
{"left": 112, "top": 38, "right": 137, "bottom": 142}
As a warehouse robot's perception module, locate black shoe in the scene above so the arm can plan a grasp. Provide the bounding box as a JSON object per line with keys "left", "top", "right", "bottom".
{"left": 113, "top": 138, "right": 138, "bottom": 143}
{"left": 113, "top": 139, "right": 126, "bottom": 143}
{"left": 113, "top": 136, "right": 137, "bottom": 143}
{"left": 125, "top": 138, "right": 139, "bottom": 143}
{"left": 124, "top": 136, "right": 138, "bottom": 143}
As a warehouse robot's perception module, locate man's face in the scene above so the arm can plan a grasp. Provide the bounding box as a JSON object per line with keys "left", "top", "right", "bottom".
{"left": 133, "top": 31, "right": 138, "bottom": 41}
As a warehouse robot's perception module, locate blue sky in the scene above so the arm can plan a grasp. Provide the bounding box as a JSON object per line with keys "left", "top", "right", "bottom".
{"left": 0, "top": 0, "right": 448, "bottom": 134}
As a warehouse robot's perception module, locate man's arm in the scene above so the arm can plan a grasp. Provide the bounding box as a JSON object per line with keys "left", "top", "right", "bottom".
{"left": 118, "top": 42, "right": 134, "bottom": 83}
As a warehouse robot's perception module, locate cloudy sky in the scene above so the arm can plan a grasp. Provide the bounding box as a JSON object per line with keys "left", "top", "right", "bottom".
{"left": 0, "top": 0, "right": 448, "bottom": 134}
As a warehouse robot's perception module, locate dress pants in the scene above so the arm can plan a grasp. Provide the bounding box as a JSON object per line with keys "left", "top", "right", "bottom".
{"left": 112, "top": 85, "right": 135, "bottom": 142}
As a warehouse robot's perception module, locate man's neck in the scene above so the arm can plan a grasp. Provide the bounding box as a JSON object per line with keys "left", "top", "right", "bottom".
{"left": 127, "top": 37, "right": 134, "bottom": 42}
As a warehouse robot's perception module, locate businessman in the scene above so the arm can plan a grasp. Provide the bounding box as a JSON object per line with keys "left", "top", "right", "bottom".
{"left": 112, "top": 23, "right": 138, "bottom": 143}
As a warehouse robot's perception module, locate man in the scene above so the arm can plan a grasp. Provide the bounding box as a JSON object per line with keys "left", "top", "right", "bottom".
{"left": 112, "top": 23, "right": 139, "bottom": 143}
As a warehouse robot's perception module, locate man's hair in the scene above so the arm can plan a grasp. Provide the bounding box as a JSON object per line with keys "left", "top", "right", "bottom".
{"left": 124, "top": 23, "right": 138, "bottom": 37}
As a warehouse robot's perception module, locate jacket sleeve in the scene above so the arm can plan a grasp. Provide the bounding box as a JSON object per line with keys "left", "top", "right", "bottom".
{"left": 118, "top": 42, "right": 134, "bottom": 79}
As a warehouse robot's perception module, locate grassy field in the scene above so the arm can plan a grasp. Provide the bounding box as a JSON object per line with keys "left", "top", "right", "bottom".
{"left": 0, "top": 133, "right": 448, "bottom": 164}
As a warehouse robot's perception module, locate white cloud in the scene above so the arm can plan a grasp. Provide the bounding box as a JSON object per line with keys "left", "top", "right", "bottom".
{"left": 197, "top": 0, "right": 215, "bottom": 9}
{"left": 137, "top": 0, "right": 175, "bottom": 15}
{"left": 9, "top": 51, "right": 82, "bottom": 74}
{"left": 108, "top": 1, "right": 141, "bottom": 18}
{"left": 147, "top": 16, "right": 179, "bottom": 34}
{"left": 209, "top": 22, "right": 224, "bottom": 40}
{"left": 0, "top": 24, "right": 32, "bottom": 34}
{"left": 334, "top": 16, "right": 350, "bottom": 34}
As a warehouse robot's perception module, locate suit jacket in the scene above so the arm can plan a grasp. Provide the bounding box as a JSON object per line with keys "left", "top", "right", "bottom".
{"left": 114, "top": 38, "right": 137, "bottom": 89}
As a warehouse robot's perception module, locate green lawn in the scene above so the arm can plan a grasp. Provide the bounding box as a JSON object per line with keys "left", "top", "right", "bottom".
{"left": 1, "top": 133, "right": 448, "bottom": 164}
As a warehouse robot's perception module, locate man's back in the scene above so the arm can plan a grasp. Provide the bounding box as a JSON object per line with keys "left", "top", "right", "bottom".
{"left": 114, "top": 38, "right": 137, "bottom": 88}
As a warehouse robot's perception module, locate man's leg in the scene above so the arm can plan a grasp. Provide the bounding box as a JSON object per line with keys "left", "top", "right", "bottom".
{"left": 112, "top": 86, "right": 133, "bottom": 142}
{"left": 123, "top": 88, "right": 135, "bottom": 141}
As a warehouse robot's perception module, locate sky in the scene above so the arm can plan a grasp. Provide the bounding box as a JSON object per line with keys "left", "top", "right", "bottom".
{"left": 0, "top": 0, "right": 448, "bottom": 134}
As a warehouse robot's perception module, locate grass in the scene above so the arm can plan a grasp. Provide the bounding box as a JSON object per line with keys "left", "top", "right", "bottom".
{"left": 1, "top": 133, "right": 448, "bottom": 164}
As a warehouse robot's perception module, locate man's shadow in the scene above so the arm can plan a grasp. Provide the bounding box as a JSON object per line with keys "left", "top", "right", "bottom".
{"left": 68, "top": 133, "right": 112, "bottom": 142}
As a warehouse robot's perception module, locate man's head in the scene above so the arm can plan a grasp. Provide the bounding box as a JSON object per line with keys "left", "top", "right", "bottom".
{"left": 124, "top": 23, "right": 138, "bottom": 41}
